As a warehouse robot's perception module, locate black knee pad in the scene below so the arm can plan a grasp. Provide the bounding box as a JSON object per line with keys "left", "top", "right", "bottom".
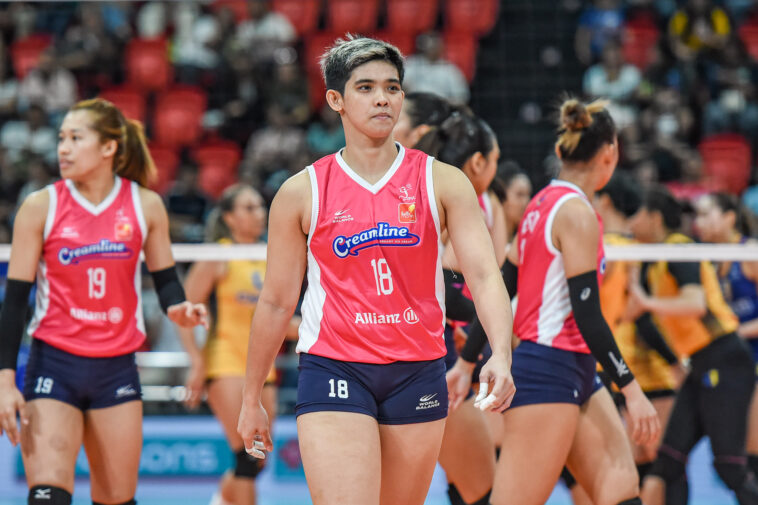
{"left": 469, "top": 489, "right": 491, "bottom": 505}
{"left": 616, "top": 499, "right": 642, "bottom": 505}
{"left": 665, "top": 475, "right": 689, "bottom": 505}
{"left": 560, "top": 467, "right": 577, "bottom": 489}
{"left": 93, "top": 500, "right": 136, "bottom": 505}
{"left": 650, "top": 447, "right": 687, "bottom": 483}
{"left": 234, "top": 449, "right": 264, "bottom": 479}
{"left": 29, "top": 486, "right": 72, "bottom": 505}
{"left": 750, "top": 455, "right": 758, "bottom": 477}
{"left": 713, "top": 457, "right": 748, "bottom": 490}
{"left": 636, "top": 462, "right": 653, "bottom": 483}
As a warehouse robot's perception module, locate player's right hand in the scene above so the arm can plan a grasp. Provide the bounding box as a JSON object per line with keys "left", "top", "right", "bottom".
{"left": 238, "top": 395, "right": 273, "bottom": 460}
{"left": 446, "top": 358, "right": 475, "bottom": 412}
{"left": 183, "top": 358, "right": 206, "bottom": 410}
{"left": 0, "top": 372, "right": 28, "bottom": 446}
{"left": 621, "top": 380, "right": 661, "bottom": 446}
{"left": 477, "top": 352, "right": 516, "bottom": 413}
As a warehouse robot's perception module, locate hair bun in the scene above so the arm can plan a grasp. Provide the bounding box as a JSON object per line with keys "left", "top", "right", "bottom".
{"left": 560, "top": 99, "right": 593, "bottom": 132}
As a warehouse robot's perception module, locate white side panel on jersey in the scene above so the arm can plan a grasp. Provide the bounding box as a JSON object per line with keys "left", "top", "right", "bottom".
{"left": 536, "top": 255, "right": 571, "bottom": 346}
{"left": 544, "top": 193, "right": 581, "bottom": 256}
{"left": 134, "top": 257, "right": 146, "bottom": 336}
{"left": 425, "top": 155, "right": 446, "bottom": 327}
{"left": 65, "top": 176, "right": 121, "bottom": 215}
{"left": 481, "top": 191, "right": 494, "bottom": 230}
{"left": 43, "top": 185, "right": 57, "bottom": 240}
{"left": 297, "top": 165, "right": 326, "bottom": 353}
{"left": 26, "top": 259, "right": 50, "bottom": 335}
{"left": 131, "top": 181, "right": 148, "bottom": 244}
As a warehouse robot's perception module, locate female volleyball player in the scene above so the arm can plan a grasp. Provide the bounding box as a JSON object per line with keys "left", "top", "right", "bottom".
{"left": 406, "top": 112, "right": 503, "bottom": 505}
{"left": 0, "top": 98, "right": 207, "bottom": 505}
{"left": 633, "top": 188, "right": 758, "bottom": 505}
{"left": 489, "top": 98, "right": 659, "bottom": 505}
{"left": 694, "top": 192, "right": 758, "bottom": 478}
{"left": 237, "top": 35, "right": 515, "bottom": 505}
{"left": 178, "top": 184, "right": 300, "bottom": 505}
{"left": 393, "top": 91, "right": 462, "bottom": 149}
{"left": 499, "top": 166, "right": 532, "bottom": 242}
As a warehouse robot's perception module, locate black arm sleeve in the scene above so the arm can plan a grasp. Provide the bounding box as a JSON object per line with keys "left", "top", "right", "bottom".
{"left": 635, "top": 312, "right": 678, "bottom": 365}
{"left": 567, "top": 271, "right": 635, "bottom": 388}
{"left": 150, "top": 266, "right": 187, "bottom": 314}
{"left": 0, "top": 279, "right": 33, "bottom": 371}
{"left": 443, "top": 269, "right": 475, "bottom": 323}
{"left": 668, "top": 262, "right": 701, "bottom": 287}
{"left": 459, "top": 259, "right": 518, "bottom": 363}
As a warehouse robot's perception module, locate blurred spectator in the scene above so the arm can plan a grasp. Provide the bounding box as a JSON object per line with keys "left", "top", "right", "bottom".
{"left": 702, "top": 37, "right": 758, "bottom": 146}
{"left": 232, "top": 0, "right": 296, "bottom": 67}
{"left": 17, "top": 155, "right": 54, "bottom": 205}
{"left": 18, "top": 47, "right": 77, "bottom": 122}
{"left": 263, "top": 56, "right": 311, "bottom": 126}
{"left": 165, "top": 163, "right": 210, "bottom": 243}
{"left": 403, "top": 32, "right": 470, "bottom": 104}
{"left": 136, "top": 2, "right": 167, "bottom": 39}
{"left": 575, "top": 0, "right": 625, "bottom": 65}
{"left": 1, "top": 2, "right": 37, "bottom": 42}
{"left": 0, "top": 103, "right": 56, "bottom": 164}
{"left": 668, "top": 0, "right": 730, "bottom": 62}
{"left": 0, "top": 40, "right": 19, "bottom": 121}
{"left": 307, "top": 104, "right": 345, "bottom": 158}
{"left": 241, "top": 103, "right": 307, "bottom": 187}
{"left": 583, "top": 39, "right": 641, "bottom": 129}
{"left": 56, "top": 3, "right": 122, "bottom": 95}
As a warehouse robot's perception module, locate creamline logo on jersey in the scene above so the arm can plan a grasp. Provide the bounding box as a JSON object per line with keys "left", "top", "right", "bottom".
{"left": 332, "top": 222, "right": 420, "bottom": 258}
{"left": 57, "top": 239, "right": 133, "bottom": 265}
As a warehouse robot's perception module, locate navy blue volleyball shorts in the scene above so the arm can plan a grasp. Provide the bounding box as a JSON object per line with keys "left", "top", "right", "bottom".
{"left": 509, "top": 340, "right": 603, "bottom": 408}
{"left": 23, "top": 339, "right": 142, "bottom": 410}
{"left": 749, "top": 339, "right": 758, "bottom": 382}
{"left": 296, "top": 353, "right": 448, "bottom": 425}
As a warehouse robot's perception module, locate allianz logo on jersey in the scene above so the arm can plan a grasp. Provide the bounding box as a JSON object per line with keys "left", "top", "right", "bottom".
{"left": 354, "top": 307, "right": 419, "bottom": 325}
{"left": 58, "top": 239, "right": 133, "bottom": 265}
{"left": 70, "top": 306, "right": 124, "bottom": 324}
{"left": 333, "top": 222, "right": 420, "bottom": 258}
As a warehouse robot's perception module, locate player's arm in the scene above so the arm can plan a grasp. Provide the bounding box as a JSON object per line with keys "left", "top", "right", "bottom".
{"left": 556, "top": 198, "right": 658, "bottom": 444}
{"left": 737, "top": 255, "right": 758, "bottom": 338}
{"left": 489, "top": 193, "right": 508, "bottom": 267}
{"left": 435, "top": 160, "right": 515, "bottom": 412}
{"left": 239, "top": 171, "right": 309, "bottom": 454}
{"left": 140, "top": 187, "right": 207, "bottom": 328}
{"left": 631, "top": 261, "right": 706, "bottom": 318}
{"left": 0, "top": 189, "right": 47, "bottom": 444}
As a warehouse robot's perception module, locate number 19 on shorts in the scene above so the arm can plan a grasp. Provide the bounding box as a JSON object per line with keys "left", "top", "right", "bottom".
{"left": 328, "top": 379, "right": 349, "bottom": 399}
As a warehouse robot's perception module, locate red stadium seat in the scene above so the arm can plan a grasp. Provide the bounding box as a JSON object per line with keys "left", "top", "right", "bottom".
{"left": 304, "top": 32, "right": 341, "bottom": 74}
{"left": 739, "top": 24, "right": 758, "bottom": 62}
{"left": 148, "top": 143, "right": 180, "bottom": 195}
{"left": 371, "top": 30, "right": 416, "bottom": 56}
{"left": 698, "top": 133, "right": 752, "bottom": 194}
{"left": 99, "top": 87, "right": 147, "bottom": 123}
{"left": 272, "top": 0, "right": 321, "bottom": 36}
{"left": 386, "top": 0, "right": 439, "bottom": 35}
{"left": 10, "top": 34, "right": 52, "bottom": 79}
{"left": 622, "top": 20, "right": 660, "bottom": 70}
{"left": 125, "top": 38, "right": 173, "bottom": 92}
{"left": 444, "top": 0, "right": 499, "bottom": 36}
{"left": 665, "top": 181, "right": 710, "bottom": 202}
{"left": 210, "top": 0, "right": 249, "bottom": 23}
{"left": 193, "top": 140, "right": 242, "bottom": 199}
{"left": 153, "top": 86, "right": 208, "bottom": 148}
{"left": 308, "top": 71, "right": 327, "bottom": 112}
{"left": 443, "top": 31, "right": 478, "bottom": 82}
{"left": 326, "top": 0, "right": 380, "bottom": 34}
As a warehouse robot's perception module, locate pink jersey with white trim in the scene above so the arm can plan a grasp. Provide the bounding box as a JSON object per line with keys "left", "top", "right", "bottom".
{"left": 513, "top": 180, "right": 606, "bottom": 353}
{"left": 28, "top": 177, "right": 147, "bottom": 357}
{"left": 297, "top": 144, "right": 446, "bottom": 364}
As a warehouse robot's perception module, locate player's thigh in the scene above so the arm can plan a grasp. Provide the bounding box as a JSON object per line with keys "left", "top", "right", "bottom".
{"left": 83, "top": 400, "right": 143, "bottom": 503}
{"left": 567, "top": 388, "right": 638, "bottom": 505}
{"left": 490, "top": 403, "right": 579, "bottom": 505}
{"left": 747, "top": 383, "right": 758, "bottom": 452}
{"left": 207, "top": 376, "right": 248, "bottom": 450}
{"left": 379, "top": 418, "right": 446, "bottom": 505}
{"left": 21, "top": 399, "right": 84, "bottom": 492}
{"left": 484, "top": 409, "right": 506, "bottom": 447}
{"left": 297, "top": 411, "right": 381, "bottom": 505}
{"left": 438, "top": 398, "right": 495, "bottom": 503}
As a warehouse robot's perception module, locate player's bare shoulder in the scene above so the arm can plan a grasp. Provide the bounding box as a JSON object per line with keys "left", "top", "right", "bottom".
{"left": 272, "top": 169, "right": 312, "bottom": 235}
{"left": 15, "top": 186, "right": 51, "bottom": 232}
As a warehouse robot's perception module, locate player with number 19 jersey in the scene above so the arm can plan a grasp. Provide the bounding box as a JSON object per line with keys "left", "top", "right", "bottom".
{"left": 297, "top": 144, "right": 447, "bottom": 364}
{"left": 28, "top": 176, "right": 146, "bottom": 357}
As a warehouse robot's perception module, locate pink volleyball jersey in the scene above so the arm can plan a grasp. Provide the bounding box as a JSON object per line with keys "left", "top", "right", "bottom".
{"left": 513, "top": 180, "right": 606, "bottom": 353}
{"left": 297, "top": 144, "right": 446, "bottom": 364}
{"left": 28, "top": 177, "right": 147, "bottom": 357}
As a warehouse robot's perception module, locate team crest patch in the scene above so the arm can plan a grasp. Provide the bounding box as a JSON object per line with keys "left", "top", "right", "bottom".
{"left": 115, "top": 220, "right": 133, "bottom": 241}
{"left": 398, "top": 203, "right": 416, "bottom": 223}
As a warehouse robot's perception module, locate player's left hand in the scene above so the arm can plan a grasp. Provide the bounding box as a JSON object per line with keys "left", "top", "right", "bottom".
{"left": 476, "top": 352, "right": 516, "bottom": 413}
{"left": 167, "top": 301, "right": 209, "bottom": 329}
{"left": 446, "top": 358, "right": 475, "bottom": 412}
